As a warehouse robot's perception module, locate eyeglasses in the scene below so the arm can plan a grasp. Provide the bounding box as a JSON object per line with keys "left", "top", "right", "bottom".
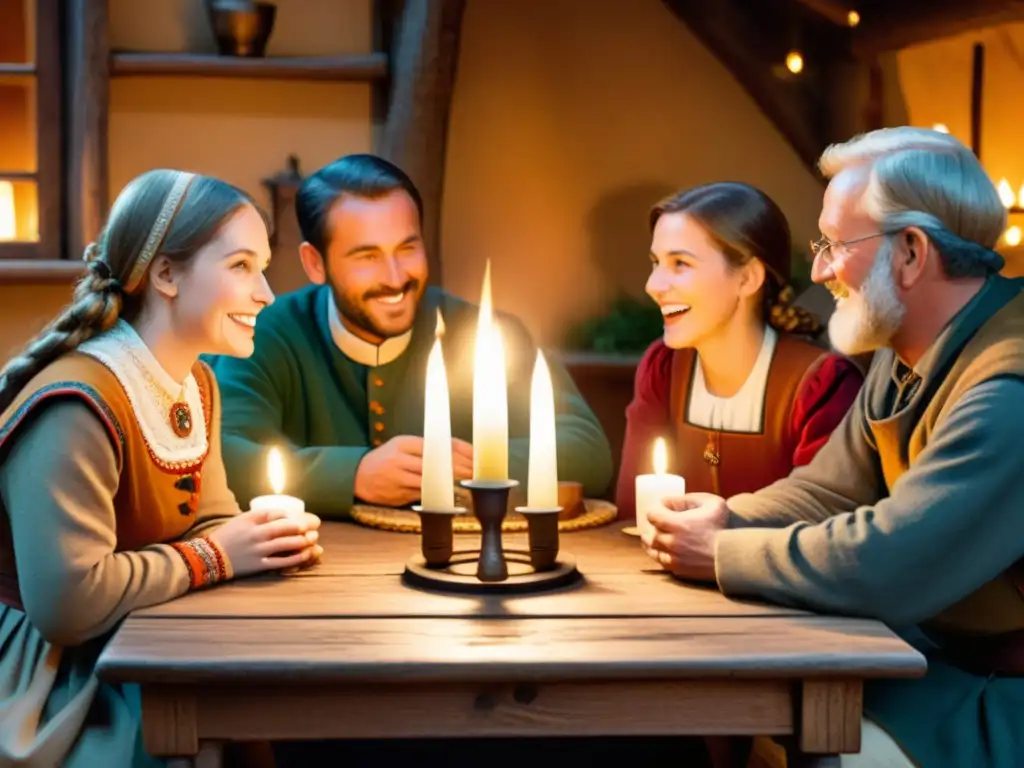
{"left": 809, "top": 231, "right": 897, "bottom": 265}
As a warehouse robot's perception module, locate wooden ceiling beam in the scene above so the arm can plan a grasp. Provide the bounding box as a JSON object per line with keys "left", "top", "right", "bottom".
{"left": 792, "top": 0, "right": 858, "bottom": 28}
{"left": 662, "top": 0, "right": 826, "bottom": 175}
{"left": 851, "top": 0, "right": 1024, "bottom": 57}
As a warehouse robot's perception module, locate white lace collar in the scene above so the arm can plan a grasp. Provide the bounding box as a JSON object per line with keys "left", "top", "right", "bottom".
{"left": 327, "top": 290, "right": 412, "bottom": 367}
{"left": 78, "top": 320, "right": 208, "bottom": 465}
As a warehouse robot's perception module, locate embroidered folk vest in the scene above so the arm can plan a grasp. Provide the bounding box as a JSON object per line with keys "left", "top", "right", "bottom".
{"left": 668, "top": 335, "right": 826, "bottom": 498}
{"left": 868, "top": 289, "right": 1024, "bottom": 639}
{"left": 0, "top": 353, "right": 214, "bottom": 610}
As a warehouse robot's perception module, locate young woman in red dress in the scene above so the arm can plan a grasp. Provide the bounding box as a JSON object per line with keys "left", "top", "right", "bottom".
{"left": 617, "top": 181, "right": 865, "bottom": 522}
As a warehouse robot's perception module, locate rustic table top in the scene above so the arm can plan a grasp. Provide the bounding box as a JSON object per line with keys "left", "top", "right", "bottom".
{"left": 96, "top": 520, "right": 927, "bottom": 685}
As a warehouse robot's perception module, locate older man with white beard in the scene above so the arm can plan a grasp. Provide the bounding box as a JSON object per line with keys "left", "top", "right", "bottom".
{"left": 642, "top": 126, "right": 1024, "bottom": 768}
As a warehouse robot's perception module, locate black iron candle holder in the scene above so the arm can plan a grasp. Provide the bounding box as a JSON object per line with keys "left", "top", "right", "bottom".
{"left": 461, "top": 478, "right": 518, "bottom": 581}
{"left": 514, "top": 505, "right": 562, "bottom": 571}
{"left": 402, "top": 479, "right": 581, "bottom": 594}
{"left": 411, "top": 504, "right": 466, "bottom": 567}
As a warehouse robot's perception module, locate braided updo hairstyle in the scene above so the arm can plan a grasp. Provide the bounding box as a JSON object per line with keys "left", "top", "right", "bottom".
{"left": 0, "top": 169, "right": 263, "bottom": 413}
{"left": 650, "top": 182, "right": 821, "bottom": 337}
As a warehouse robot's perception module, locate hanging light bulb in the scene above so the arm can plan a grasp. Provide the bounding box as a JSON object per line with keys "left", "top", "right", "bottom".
{"left": 1006, "top": 226, "right": 1022, "bottom": 248}
{"left": 847, "top": 10, "right": 861, "bottom": 27}
{"left": 786, "top": 50, "right": 804, "bottom": 74}
{"left": 997, "top": 179, "right": 1016, "bottom": 209}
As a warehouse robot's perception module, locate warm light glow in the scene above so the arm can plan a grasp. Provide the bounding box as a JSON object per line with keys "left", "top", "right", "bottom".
{"left": 932, "top": 123, "right": 949, "bottom": 134}
{"left": 997, "top": 178, "right": 1016, "bottom": 209}
{"left": 1006, "top": 226, "right": 1022, "bottom": 247}
{"left": 421, "top": 309, "right": 456, "bottom": 509}
{"left": 847, "top": 10, "right": 860, "bottom": 27}
{"left": 473, "top": 260, "right": 508, "bottom": 480}
{"left": 0, "top": 181, "right": 15, "bottom": 242}
{"left": 268, "top": 447, "right": 285, "bottom": 494}
{"left": 635, "top": 438, "right": 685, "bottom": 539}
{"left": 1019, "top": 184, "right": 1024, "bottom": 208}
{"left": 653, "top": 437, "right": 667, "bottom": 475}
{"left": 785, "top": 50, "right": 804, "bottom": 74}
{"left": 527, "top": 350, "right": 558, "bottom": 508}
{"left": 250, "top": 446, "right": 304, "bottom": 518}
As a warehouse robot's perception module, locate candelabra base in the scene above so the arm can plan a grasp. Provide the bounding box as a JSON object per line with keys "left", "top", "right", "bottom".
{"left": 405, "top": 482, "right": 582, "bottom": 594}
{"left": 402, "top": 549, "right": 580, "bottom": 594}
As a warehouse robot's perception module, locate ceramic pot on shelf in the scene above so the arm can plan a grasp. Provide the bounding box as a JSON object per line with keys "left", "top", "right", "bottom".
{"left": 205, "top": 0, "right": 277, "bottom": 57}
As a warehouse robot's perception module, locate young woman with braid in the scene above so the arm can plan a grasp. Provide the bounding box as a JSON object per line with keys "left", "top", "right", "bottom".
{"left": 0, "top": 169, "right": 322, "bottom": 766}
{"left": 617, "top": 182, "right": 865, "bottom": 518}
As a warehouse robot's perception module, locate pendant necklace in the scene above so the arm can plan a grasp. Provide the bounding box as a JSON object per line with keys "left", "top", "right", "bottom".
{"left": 169, "top": 386, "right": 193, "bottom": 438}
{"left": 121, "top": 341, "right": 194, "bottom": 438}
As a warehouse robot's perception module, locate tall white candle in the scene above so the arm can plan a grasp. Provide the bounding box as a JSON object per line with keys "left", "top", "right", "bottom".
{"left": 472, "top": 259, "right": 509, "bottom": 480}
{"left": 634, "top": 438, "right": 685, "bottom": 539}
{"left": 527, "top": 350, "right": 558, "bottom": 508}
{"left": 421, "top": 309, "right": 456, "bottom": 509}
{"left": 250, "top": 447, "right": 306, "bottom": 519}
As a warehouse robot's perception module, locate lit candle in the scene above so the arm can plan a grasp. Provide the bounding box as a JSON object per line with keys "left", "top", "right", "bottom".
{"left": 421, "top": 309, "right": 456, "bottom": 509}
{"left": 250, "top": 447, "right": 306, "bottom": 519}
{"left": 472, "top": 259, "right": 508, "bottom": 480}
{"left": 0, "top": 181, "right": 15, "bottom": 241}
{"left": 526, "top": 350, "right": 558, "bottom": 508}
{"left": 634, "top": 438, "right": 685, "bottom": 539}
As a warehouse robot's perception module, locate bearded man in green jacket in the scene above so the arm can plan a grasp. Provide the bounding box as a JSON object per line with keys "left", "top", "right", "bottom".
{"left": 209, "top": 153, "right": 613, "bottom": 517}
{"left": 644, "top": 126, "right": 1024, "bottom": 768}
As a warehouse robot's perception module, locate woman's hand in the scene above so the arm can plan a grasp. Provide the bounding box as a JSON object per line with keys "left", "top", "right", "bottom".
{"left": 208, "top": 509, "right": 322, "bottom": 580}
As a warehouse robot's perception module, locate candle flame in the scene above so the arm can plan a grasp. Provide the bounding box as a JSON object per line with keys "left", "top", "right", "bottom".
{"left": 268, "top": 447, "right": 285, "bottom": 494}
{"left": 435, "top": 308, "right": 446, "bottom": 338}
{"left": 653, "top": 437, "right": 667, "bottom": 475}
{"left": 472, "top": 259, "right": 509, "bottom": 480}
{"left": 997, "top": 178, "right": 1016, "bottom": 209}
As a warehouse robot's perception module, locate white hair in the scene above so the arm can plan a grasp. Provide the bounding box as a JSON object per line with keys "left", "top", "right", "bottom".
{"left": 819, "top": 127, "right": 1006, "bottom": 276}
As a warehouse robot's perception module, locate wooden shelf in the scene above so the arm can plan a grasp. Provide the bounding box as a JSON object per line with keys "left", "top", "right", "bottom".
{"left": 109, "top": 51, "right": 388, "bottom": 82}
{"left": 0, "top": 259, "right": 85, "bottom": 283}
{"left": 0, "top": 171, "right": 36, "bottom": 182}
{"left": 0, "top": 63, "right": 35, "bottom": 76}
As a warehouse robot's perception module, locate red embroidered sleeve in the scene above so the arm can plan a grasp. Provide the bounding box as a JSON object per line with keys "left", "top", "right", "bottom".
{"left": 170, "top": 536, "right": 229, "bottom": 590}
{"left": 789, "top": 354, "right": 865, "bottom": 467}
{"left": 615, "top": 340, "right": 675, "bottom": 521}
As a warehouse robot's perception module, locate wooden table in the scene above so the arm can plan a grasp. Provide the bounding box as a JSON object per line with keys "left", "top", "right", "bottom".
{"left": 96, "top": 521, "right": 926, "bottom": 766}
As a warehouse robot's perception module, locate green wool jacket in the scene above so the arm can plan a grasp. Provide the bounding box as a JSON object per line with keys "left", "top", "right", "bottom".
{"left": 207, "top": 284, "right": 613, "bottom": 518}
{"left": 717, "top": 275, "right": 1024, "bottom": 767}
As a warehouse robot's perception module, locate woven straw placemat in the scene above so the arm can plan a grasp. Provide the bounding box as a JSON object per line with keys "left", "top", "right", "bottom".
{"left": 351, "top": 498, "right": 618, "bottom": 534}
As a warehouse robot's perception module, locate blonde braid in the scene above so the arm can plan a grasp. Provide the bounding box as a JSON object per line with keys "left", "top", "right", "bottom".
{"left": 0, "top": 243, "right": 123, "bottom": 413}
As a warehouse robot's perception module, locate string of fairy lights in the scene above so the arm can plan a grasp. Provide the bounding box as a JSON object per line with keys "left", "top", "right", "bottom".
{"left": 778, "top": 7, "right": 1022, "bottom": 251}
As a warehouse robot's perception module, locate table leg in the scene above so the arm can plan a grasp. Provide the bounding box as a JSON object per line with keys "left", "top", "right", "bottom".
{"left": 799, "top": 679, "right": 862, "bottom": 755}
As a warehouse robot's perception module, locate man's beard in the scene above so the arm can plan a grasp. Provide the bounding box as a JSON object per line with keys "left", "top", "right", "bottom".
{"left": 332, "top": 278, "right": 420, "bottom": 341}
{"left": 827, "top": 240, "right": 906, "bottom": 356}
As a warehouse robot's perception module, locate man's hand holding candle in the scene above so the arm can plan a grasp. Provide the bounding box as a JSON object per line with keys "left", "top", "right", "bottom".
{"left": 641, "top": 492, "right": 730, "bottom": 583}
